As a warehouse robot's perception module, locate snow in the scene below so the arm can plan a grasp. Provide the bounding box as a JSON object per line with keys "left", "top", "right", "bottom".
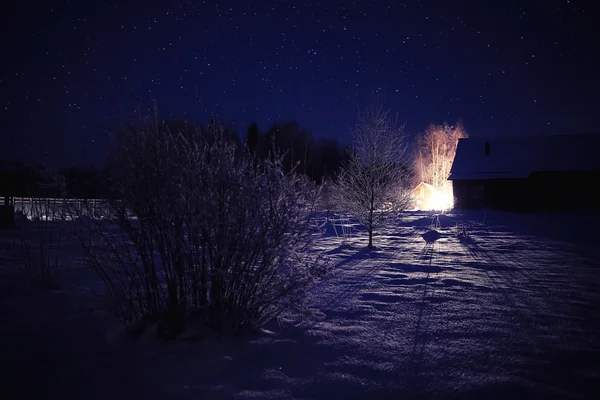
{"left": 1, "top": 211, "right": 599, "bottom": 399}
{"left": 449, "top": 134, "right": 600, "bottom": 180}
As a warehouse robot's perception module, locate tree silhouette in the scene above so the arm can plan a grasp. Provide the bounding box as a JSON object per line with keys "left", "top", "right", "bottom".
{"left": 246, "top": 122, "right": 259, "bottom": 155}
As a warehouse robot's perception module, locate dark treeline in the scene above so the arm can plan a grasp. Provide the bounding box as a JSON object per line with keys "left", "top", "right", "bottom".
{"left": 0, "top": 118, "right": 351, "bottom": 199}
{"left": 163, "top": 117, "right": 351, "bottom": 183}
{"left": 245, "top": 120, "right": 350, "bottom": 183}
{"left": 0, "top": 164, "right": 110, "bottom": 199}
{"left": 157, "top": 117, "right": 351, "bottom": 184}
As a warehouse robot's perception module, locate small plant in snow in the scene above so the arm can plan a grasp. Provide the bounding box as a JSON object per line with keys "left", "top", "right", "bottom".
{"left": 19, "top": 175, "right": 69, "bottom": 289}
{"left": 319, "top": 182, "right": 355, "bottom": 245}
{"left": 319, "top": 181, "right": 337, "bottom": 218}
{"left": 20, "top": 226, "right": 66, "bottom": 289}
{"left": 330, "top": 213, "right": 356, "bottom": 246}
{"left": 456, "top": 222, "right": 469, "bottom": 238}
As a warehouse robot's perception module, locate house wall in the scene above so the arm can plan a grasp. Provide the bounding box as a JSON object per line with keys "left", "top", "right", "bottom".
{"left": 528, "top": 171, "right": 600, "bottom": 210}
{"left": 452, "top": 171, "right": 600, "bottom": 211}
{"left": 412, "top": 184, "right": 436, "bottom": 210}
{"left": 453, "top": 179, "right": 529, "bottom": 210}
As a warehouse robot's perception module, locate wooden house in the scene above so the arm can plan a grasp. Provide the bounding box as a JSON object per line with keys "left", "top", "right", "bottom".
{"left": 412, "top": 182, "right": 438, "bottom": 211}
{"left": 448, "top": 135, "right": 600, "bottom": 211}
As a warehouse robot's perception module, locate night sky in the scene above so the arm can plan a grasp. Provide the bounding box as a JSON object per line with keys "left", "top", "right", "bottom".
{"left": 1, "top": 0, "right": 597, "bottom": 168}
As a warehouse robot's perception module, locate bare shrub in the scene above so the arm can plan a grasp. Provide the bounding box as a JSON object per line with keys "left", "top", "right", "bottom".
{"left": 66, "top": 108, "right": 330, "bottom": 339}
{"left": 19, "top": 175, "right": 69, "bottom": 289}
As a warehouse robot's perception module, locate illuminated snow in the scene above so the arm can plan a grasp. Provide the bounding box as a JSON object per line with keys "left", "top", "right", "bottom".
{"left": 1, "top": 211, "right": 599, "bottom": 398}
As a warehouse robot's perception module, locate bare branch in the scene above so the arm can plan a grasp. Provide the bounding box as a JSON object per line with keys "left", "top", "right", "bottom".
{"left": 332, "top": 95, "right": 413, "bottom": 248}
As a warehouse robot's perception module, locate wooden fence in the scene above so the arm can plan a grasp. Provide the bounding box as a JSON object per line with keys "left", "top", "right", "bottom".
{"left": 8, "top": 197, "right": 111, "bottom": 220}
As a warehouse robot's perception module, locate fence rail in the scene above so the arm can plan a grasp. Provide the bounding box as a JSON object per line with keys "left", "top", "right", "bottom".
{"left": 5, "top": 197, "right": 112, "bottom": 221}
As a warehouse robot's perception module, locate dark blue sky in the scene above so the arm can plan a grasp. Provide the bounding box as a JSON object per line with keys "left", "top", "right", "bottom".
{"left": 1, "top": 0, "right": 597, "bottom": 167}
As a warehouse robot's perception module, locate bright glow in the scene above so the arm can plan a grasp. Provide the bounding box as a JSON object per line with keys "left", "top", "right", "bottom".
{"left": 412, "top": 184, "right": 454, "bottom": 211}
{"left": 428, "top": 187, "right": 454, "bottom": 211}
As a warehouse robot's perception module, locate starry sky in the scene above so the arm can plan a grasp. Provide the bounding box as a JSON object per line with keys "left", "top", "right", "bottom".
{"left": 1, "top": 0, "right": 597, "bottom": 168}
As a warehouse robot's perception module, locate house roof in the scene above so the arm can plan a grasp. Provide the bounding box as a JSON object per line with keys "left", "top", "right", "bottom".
{"left": 448, "top": 134, "right": 600, "bottom": 180}
{"left": 413, "top": 182, "right": 437, "bottom": 192}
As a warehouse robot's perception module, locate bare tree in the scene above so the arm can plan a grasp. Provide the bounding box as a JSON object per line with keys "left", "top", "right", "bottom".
{"left": 333, "top": 96, "right": 413, "bottom": 248}
{"left": 414, "top": 121, "right": 468, "bottom": 191}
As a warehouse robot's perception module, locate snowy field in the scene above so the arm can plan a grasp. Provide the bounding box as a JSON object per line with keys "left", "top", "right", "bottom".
{"left": 1, "top": 210, "right": 599, "bottom": 399}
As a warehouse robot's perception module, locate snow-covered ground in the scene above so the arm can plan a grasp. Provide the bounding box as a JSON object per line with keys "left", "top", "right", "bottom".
{"left": 1, "top": 211, "right": 599, "bottom": 399}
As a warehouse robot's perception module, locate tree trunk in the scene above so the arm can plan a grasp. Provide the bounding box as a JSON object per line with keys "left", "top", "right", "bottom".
{"left": 368, "top": 178, "right": 375, "bottom": 248}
